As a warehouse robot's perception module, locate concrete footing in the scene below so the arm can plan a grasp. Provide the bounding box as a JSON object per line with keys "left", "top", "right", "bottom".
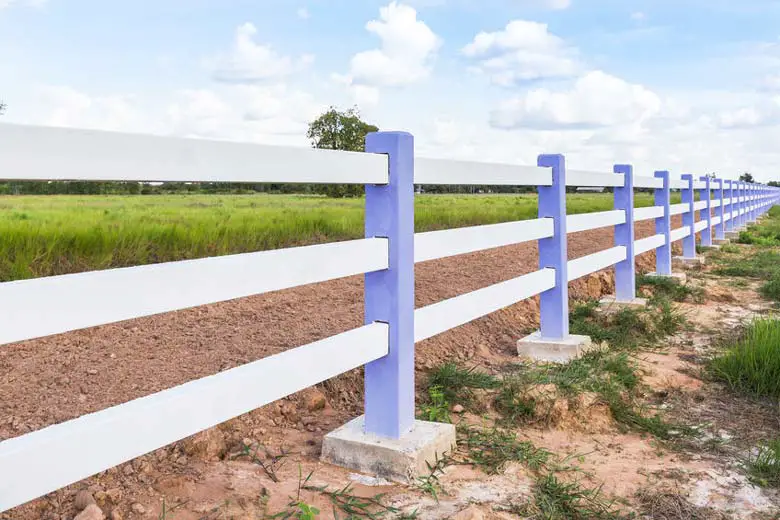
{"left": 644, "top": 271, "right": 687, "bottom": 283}
{"left": 713, "top": 238, "right": 730, "bottom": 245}
{"left": 673, "top": 256, "right": 706, "bottom": 267}
{"left": 517, "top": 332, "right": 592, "bottom": 363}
{"left": 599, "top": 296, "right": 648, "bottom": 309}
{"left": 725, "top": 231, "right": 740, "bottom": 239}
{"left": 321, "top": 416, "right": 456, "bottom": 484}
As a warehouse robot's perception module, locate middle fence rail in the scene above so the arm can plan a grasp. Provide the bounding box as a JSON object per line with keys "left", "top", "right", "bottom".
{"left": 0, "top": 123, "right": 778, "bottom": 512}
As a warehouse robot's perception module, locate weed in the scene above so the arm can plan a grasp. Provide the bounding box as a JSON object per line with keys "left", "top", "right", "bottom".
{"left": 418, "top": 386, "right": 451, "bottom": 423}
{"left": 720, "top": 243, "right": 740, "bottom": 254}
{"left": 463, "top": 426, "right": 550, "bottom": 474}
{"left": 712, "top": 250, "right": 780, "bottom": 279}
{"left": 158, "top": 498, "right": 188, "bottom": 520}
{"left": 425, "top": 363, "right": 499, "bottom": 407}
{"left": 493, "top": 376, "right": 536, "bottom": 425}
{"left": 519, "top": 473, "right": 626, "bottom": 520}
{"left": 236, "top": 444, "right": 287, "bottom": 482}
{"left": 600, "top": 387, "right": 698, "bottom": 440}
{"left": 760, "top": 274, "right": 780, "bottom": 302}
{"left": 414, "top": 453, "right": 451, "bottom": 502}
{"left": 637, "top": 275, "right": 704, "bottom": 303}
{"left": 635, "top": 488, "right": 729, "bottom": 519}
{"left": 710, "top": 319, "right": 780, "bottom": 399}
{"left": 303, "top": 482, "right": 400, "bottom": 519}
{"left": 746, "top": 438, "right": 780, "bottom": 488}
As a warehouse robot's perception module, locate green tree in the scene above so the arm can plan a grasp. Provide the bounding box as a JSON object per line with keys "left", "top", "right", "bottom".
{"left": 768, "top": 181, "right": 780, "bottom": 188}
{"left": 307, "top": 106, "right": 378, "bottom": 197}
{"left": 0, "top": 101, "right": 6, "bottom": 115}
{"left": 740, "top": 172, "right": 755, "bottom": 183}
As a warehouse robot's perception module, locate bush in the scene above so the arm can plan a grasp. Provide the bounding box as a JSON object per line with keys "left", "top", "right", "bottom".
{"left": 710, "top": 319, "right": 780, "bottom": 399}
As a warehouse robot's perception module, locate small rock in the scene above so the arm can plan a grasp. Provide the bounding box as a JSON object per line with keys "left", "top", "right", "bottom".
{"left": 78, "top": 394, "right": 87, "bottom": 403}
{"left": 104, "top": 488, "right": 123, "bottom": 503}
{"left": 87, "top": 369, "right": 98, "bottom": 376}
{"left": 303, "top": 388, "right": 327, "bottom": 412}
{"left": 109, "top": 509, "right": 123, "bottom": 520}
{"left": 131, "top": 503, "right": 146, "bottom": 515}
{"left": 74, "top": 504, "right": 105, "bottom": 520}
{"left": 181, "top": 429, "right": 227, "bottom": 461}
{"left": 452, "top": 404, "right": 465, "bottom": 414}
{"left": 74, "top": 490, "right": 96, "bottom": 511}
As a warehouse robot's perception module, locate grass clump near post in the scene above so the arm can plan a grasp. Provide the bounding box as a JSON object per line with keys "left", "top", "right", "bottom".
{"left": 746, "top": 438, "right": 780, "bottom": 488}
{"left": 425, "top": 363, "right": 500, "bottom": 408}
{"left": 636, "top": 274, "right": 704, "bottom": 304}
{"left": 710, "top": 319, "right": 780, "bottom": 399}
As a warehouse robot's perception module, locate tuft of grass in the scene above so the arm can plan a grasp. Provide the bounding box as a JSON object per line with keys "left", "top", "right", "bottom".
{"left": 493, "top": 377, "right": 536, "bottom": 425}
{"left": 760, "top": 275, "right": 780, "bottom": 302}
{"left": 519, "top": 473, "right": 626, "bottom": 520}
{"left": 636, "top": 275, "right": 704, "bottom": 303}
{"left": 463, "top": 426, "right": 551, "bottom": 475}
{"left": 712, "top": 250, "right": 780, "bottom": 279}
{"left": 720, "top": 243, "right": 740, "bottom": 254}
{"left": 746, "top": 438, "right": 780, "bottom": 488}
{"left": 425, "top": 363, "right": 500, "bottom": 407}
{"left": 599, "top": 386, "right": 698, "bottom": 440}
{"left": 418, "top": 386, "right": 451, "bottom": 423}
{"left": 710, "top": 319, "right": 780, "bottom": 399}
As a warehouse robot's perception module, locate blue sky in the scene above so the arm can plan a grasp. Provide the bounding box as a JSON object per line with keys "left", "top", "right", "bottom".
{"left": 3, "top": 0, "right": 780, "bottom": 180}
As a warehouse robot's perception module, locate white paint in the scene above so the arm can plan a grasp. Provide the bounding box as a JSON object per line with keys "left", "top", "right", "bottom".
{"left": 694, "top": 220, "right": 708, "bottom": 232}
{"left": 692, "top": 180, "right": 707, "bottom": 190}
{"left": 0, "top": 238, "right": 388, "bottom": 345}
{"left": 670, "top": 226, "right": 691, "bottom": 242}
{"left": 712, "top": 216, "right": 722, "bottom": 226}
{"left": 415, "top": 157, "right": 552, "bottom": 186}
{"left": 414, "top": 218, "right": 553, "bottom": 263}
{"left": 635, "top": 234, "right": 666, "bottom": 255}
{"left": 669, "top": 203, "right": 689, "bottom": 216}
{"left": 0, "top": 322, "right": 389, "bottom": 512}
{"left": 414, "top": 268, "right": 555, "bottom": 342}
{"left": 711, "top": 200, "right": 722, "bottom": 208}
{"left": 567, "top": 210, "right": 625, "bottom": 233}
{"left": 634, "top": 176, "right": 664, "bottom": 189}
{"left": 669, "top": 179, "right": 688, "bottom": 189}
{"left": 633, "top": 206, "right": 664, "bottom": 222}
{"left": 0, "top": 123, "right": 389, "bottom": 184}
{"left": 567, "top": 246, "right": 626, "bottom": 281}
{"left": 566, "top": 169, "right": 624, "bottom": 187}
{"left": 694, "top": 200, "right": 708, "bottom": 210}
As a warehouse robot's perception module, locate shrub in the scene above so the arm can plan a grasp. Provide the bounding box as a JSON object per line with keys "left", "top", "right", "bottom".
{"left": 710, "top": 319, "right": 780, "bottom": 399}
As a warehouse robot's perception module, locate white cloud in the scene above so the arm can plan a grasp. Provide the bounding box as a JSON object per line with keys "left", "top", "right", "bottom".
{"left": 35, "top": 86, "right": 150, "bottom": 133}
{"left": 490, "top": 70, "right": 662, "bottom": 129}
{"left": 0, "top": 0, "right": 46, "bottom": 9}
{"left": 545, "top": 0, "right": 571, "bottom": 9}
{"left": 296, "top": 7, "right": 310, "bottom": 19}
{"left": 208, "top": 23, "right": 314, "bottom": 83}
{"left": 341, "top": 1, "right": 440, "bottom": 98}
{"left": 630, "top": 11, "right": 647, "bottom": 21}
{"left": 462, "top": 20, "right": 579, "bottom": 85}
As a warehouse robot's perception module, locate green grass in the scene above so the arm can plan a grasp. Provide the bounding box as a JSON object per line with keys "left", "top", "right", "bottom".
{"left": 746, "top": 438, "right": 780, "bottom": 488}
{"left": 735, "top": 206, "right": 780, "bottom": 246}
{"left": 710, "top": 319, "right": 780, "bottom": 399}
{"left": 0, "top": 192, "right": 669, "bottom": 281}
{"left": 425, "top": 363, "right": 500, "bottom": 407}
{"left": 636, "top": 275, "right": 704, "bottom": 303}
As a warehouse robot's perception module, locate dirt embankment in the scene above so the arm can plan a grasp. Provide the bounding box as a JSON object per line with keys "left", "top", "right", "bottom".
{"left": 0, "top": 218, "right": 687, "bottom": 519}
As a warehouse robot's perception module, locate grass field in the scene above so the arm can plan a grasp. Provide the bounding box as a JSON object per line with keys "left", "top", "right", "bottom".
{"left": 0, "top": 192, "right": 671, "bottom": 281}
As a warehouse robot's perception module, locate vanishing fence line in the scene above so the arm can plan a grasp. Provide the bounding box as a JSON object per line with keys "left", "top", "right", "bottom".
{"left": 0, "top": 123, "right": 778, "bottom": 511}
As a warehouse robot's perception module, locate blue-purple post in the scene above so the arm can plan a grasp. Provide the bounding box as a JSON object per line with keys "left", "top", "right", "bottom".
{"left": 739, "top": 182, "right": 746, "bottom": 228}
{"left": 363, "top": 131, "right": 415, "bottom": 439}
{"left": 699, "top": 176, "right": 712, "bottom": 247}
{"left": 725, "top": 180, "right": 735, "bottom": 232}
{"left": 681, "top": 174, "right": 696, "bottom": 258}
{"left": 538, "top": 154, "right": 569, "bottom": 340}
{"left": 655, "top": 171, "right": 672, "bottom": 275}
{"left": 613, "top": 164, "right": 636, "bottom": 301}
{"left": 715, "top": 178, "right": 725, "bottom": 240}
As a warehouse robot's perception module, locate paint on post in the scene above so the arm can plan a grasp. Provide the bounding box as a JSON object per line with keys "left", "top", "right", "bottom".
{"left": 363, "top": 131, "right": 415, "bottom": 439}
{"left": 699, "top": 176, "right": 712, "bottom": 247}
{"left": 715, "top": 178, "right": 725, "bottom": 240}
{"left": 613, "top": 164, "right": 635, "bottom": 301}
{"left": 725, "top": 181, "right": 735, "bottom": 232}
{"left": 655, "top": 171, "right": 672, "bottom": 275}
{"left": 537, "top": 154, "right": 569, "bottom": 341}
{"left": 681, "top": 174, "right": 696, "bottom": 258}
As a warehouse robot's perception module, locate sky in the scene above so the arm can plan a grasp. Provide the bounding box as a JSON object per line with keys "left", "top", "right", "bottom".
{"left": 3, "top": 0, "right": 780, "bottom": 182}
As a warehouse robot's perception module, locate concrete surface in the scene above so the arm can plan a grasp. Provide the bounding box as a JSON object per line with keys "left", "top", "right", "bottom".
{"left": 644, "top": 271, "right": 687, "bottom": 283}
{"left": 517, "top": 332, "right": 593, "bottom": 363}
{"left": 321, "top": 416, "right": 456, "bottom": 484}
{"left": 599, "top": 296, "right": 648, "bottom": 309}
{"left": 673, "top": 256, "right": 706, "bottom": 267}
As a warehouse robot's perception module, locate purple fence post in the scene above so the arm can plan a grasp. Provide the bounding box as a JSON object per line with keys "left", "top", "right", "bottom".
{"left": 715, "top": 178, "right": 725, "bottom": 240}
{"left": 752, "top": 184, "right": 758, "bottom": 222}
{"left": 725, "top": 180, "right": 735, "bottom": 232}
{"left": 681, "top": 174, "right": 696, "bottom": 258}
{"left": 699, "top": 176, "right": 712, "bottom": 247}
{"left": 655, "top": 171, "right": 672, "bottom": 275}
{"left": 739, "top": 181, "right": 746, "bottom": 228}
{"left": 363, "top": 131, "right": 415, "bottom": 439}
{"left": 538, "top": 154, "right": 569, "bottom": 340}
{"left": 613, "top": 164, "right": 636, "bottom": 301}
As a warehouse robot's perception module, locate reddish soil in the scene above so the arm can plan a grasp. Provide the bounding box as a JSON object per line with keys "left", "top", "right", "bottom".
{"left": 0, "top": 218, "right": 685, "bottom": 519}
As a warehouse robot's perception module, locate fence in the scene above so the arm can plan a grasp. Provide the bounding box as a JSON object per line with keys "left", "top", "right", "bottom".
{"left": 0, "top": 123, "right": 778, "bottom": 512}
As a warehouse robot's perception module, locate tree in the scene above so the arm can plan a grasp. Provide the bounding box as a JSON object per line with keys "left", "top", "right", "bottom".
{"left": 307, "top": 106, "right": 378, "bottom": 198}
{"left": 768, "top": 181, "right": 780, "bottom": 188}
{"left": 739, "top": 172, "right": 755, "bottom": 183}
{"left": 0, "top": 101, "right": 6, "bottom": 115}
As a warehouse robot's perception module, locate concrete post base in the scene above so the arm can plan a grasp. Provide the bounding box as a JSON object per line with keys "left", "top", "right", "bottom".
{"left": 673, "top": 256, "right": 705, "bottom": 267}
{"left": 517, "top": 332, "right": 592, "bottom": 363}
{"left": 321, "top": 416, "right": 456, "bottom": 484}
{"left": 599, "top": 296, "right": 648, "bottom": 309}
{"left": 713, "top": 238, "right": 730, "bottom": 245}
{"left": 725, "top": 231, "right": 740, "bottom": 239}
{"left": 700, "top": 244, "right": 720, "bottom": 250}
{"left": 644, "top": 271, "right": 687, "bottom": 283}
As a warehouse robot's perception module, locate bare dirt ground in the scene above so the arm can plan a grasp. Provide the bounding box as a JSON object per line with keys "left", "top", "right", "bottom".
{"left": 9, "top": 217, "right": 780, "bottom": 519}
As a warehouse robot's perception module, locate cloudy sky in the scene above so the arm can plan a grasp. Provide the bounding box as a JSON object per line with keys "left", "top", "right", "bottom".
{"left": 3, "top": 0, "right": 780, "bottom": 181}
